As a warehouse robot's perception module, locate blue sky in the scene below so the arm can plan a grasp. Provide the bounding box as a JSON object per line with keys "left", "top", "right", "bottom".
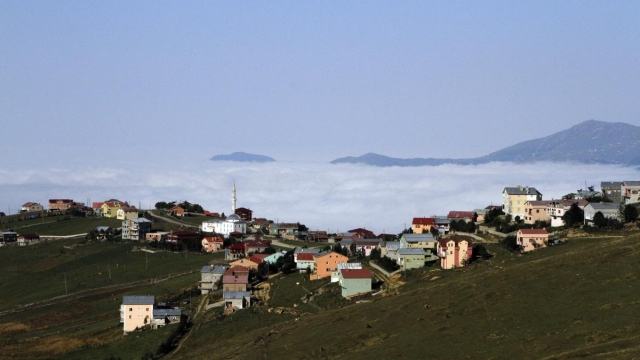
{"left": 1, "top": 1, "right": 639, "bottom": 166}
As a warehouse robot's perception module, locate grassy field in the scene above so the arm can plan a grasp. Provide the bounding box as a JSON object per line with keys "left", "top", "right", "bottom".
{"left": 0, "top": 214, "right": 122, "bottom": 235}
{"left": 172, "top": 234, "right": 640, "bottom": 359}
{"left": 0, "top": 236, "right": 224, "bottom": 359}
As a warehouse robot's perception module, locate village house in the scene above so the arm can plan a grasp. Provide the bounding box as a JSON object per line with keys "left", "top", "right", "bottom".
{"left": 201, "top": 214, "right": 247, "bottom": 237}
{"left": 248, "top": 253, "right": 268, "bottom": 265}
{"left": 166, "top": 230, "right": 200, "bottom": 245}
{"left": 411, "top": 217, "right": 435, "bottom": 234}
{"left": 437, "top": 236, "right": 472, "bottom": 270}
{"left": 117, "top": 206, "right": 139, "bottom": 220}
{"left": 201, "top": 235, "right": 224, "bottom": 253}
{"left": 331, "top": 262, "right": 362, "bottom": 283}
{"left": 48, "top": 199, "right": 77, "bottom": 212}
{"left": 447, "top": 211, "right": 476, "bottom": 223}
{"left": 200, "top": 265, "right": 226, "bottom": 294}
{"left": 264, "top": 251, "right": 285, "bottom": 265}
{"left": 229, "top": 258, "right": 260, "bottom": 272}
{"left": 269, "top": 223, "right": 300, "bottom": 239}
{"left": 601, "top": 181, "right": 623, "bottom": 203}
{"left": 399, "top": 233, "right": 437, "bottom": 252}
{"left": 21, "top": 202, "right": 44, "bottom": 213}
{"left": 295, "top": 252, "right": 316, "bottom": 272}
{"left": 548, "top": 199, "right": 589, "bottom": 227}
{"left": 474, "top": 209, "right": 487, "bottom": 223}
{"left": 584, "top": 203, "right": 621, "bottom": 224}
{"left": 152, "top": 308, "right": 182, "bottom": 328}
{"left": 397, "top": 248, "right": 426, "bottom": 270}
{"left": 524, "top": 200, "right": 552, "bottom": 224}
{"left": 434, "top": 216, "right": 451, "bottom": 234}
{"left": 244, "top": 240, "right": 270, "bottom": 255}
{"left": 310, "top": 251, "right": 349, "bottom": 280}
{"left": 622, "top": 181, "right": 640, "bottom": 205}
{"left": 0, "top": 231, "right": 18, "bottom": 245}
{"left": 17, "top": 233, "right": 40, "bottom": 246}
{"left": 223, "top": 291, "right": 251, "bottom": 310}
{"left": 120, "top": 295, "right": 154, "bottom": 333}
{"left": 349, "top": 238, "right": 382, "bottom": 256}
{"left": 222, "top": 266, "right": 249, "bottom": 292}
{"left": 381, "top": 241, "right": 401, "bottom": 260}
{"left": 308, "top": 230, "right": 329, "bottom": 243}
{"left": 338, "top": 268, "right": 373, "bottom": 298}
{"left": 516, "top": 228, "right": 549, "bottom": 253}
{"left": 347, "top": 228, "right": 376, "bottom": 239}
{"left": 170, "top": 206, "right": 186, "bottom": 217}
{"left": 122, "top": 217, "right": 152, "bottom": 241}
{"left": 234, "top": 207, "right": 253, "bottom": 221}
{"left": 146, "top": 231, "right": 169, "bottom": 242}
{"left": 100, "top": 200, "right": 126, "bottom": 218}
{"left": 502, "top": 186, "right": 543, "bottom": 221}
{"left": 225, "top": 243, "right": 246, "bottom": 260}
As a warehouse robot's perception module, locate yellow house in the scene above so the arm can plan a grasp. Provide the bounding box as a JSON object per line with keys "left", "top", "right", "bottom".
{"left": 101, "top": 200, "right": 125, "bottom": 218}
{"left": 502, "top": 186, "right": 542, "bottom": 221}
{"left": 117, "top": 206, "right": 139, "bottom": 220}
{"left": 121, "top": 295, "right": 154, "bottom": 333}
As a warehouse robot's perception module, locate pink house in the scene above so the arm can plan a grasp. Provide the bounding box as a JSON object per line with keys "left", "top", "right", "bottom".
{"left": 437, "top": 237, "right": 472, "bottom": 270}
{"left": 516, "top": 228, "right": 549, "bottom": 253}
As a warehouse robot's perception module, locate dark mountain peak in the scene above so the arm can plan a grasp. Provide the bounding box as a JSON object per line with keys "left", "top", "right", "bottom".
{"left": 210, "top": 152, "right": 275, "bottom": 163}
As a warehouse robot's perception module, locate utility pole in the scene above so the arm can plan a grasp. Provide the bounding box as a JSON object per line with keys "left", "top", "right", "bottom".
{"left": 64, "top": 274, "right": 68, "bottom": 295}
{"left": 145, "top": 253, "right": 148, "bottom": 271}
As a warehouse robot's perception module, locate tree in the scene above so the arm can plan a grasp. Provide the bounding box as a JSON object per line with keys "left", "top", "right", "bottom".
{"left": 562, "top": 203, "right": 584, "bottom": 227}
{"left": 593, "top": 211, "right": 607, "bottom": 228}
{"left": 484, "top": 207, "right": 504, "bottom": 225}
{"left": 370, "top": 247, "right": 381, "bottom": 260}
{"left": 430, "top": 226, "right": 440, "bottom": 239}
{"left": 623, "top": 205, "right": 639, "bottom": 223}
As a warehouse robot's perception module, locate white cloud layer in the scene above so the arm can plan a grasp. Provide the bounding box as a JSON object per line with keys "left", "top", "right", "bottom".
{"left": 1, "top": 161, "right": 639, "bottom": 233}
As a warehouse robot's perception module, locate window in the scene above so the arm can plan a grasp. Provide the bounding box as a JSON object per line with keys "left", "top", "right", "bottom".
{"left": 146, "top": 308, "right": 149, "bottom": 311}
{"left": 129, "top": 308, "right": 133, "bottom": 311}
{"left": 129, "top": 315, "right": 132, "bottom": 319}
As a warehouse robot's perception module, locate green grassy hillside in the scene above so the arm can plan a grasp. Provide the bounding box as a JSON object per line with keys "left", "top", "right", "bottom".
{"left": 174, "top": 234, "right": 640, "bottom": 359}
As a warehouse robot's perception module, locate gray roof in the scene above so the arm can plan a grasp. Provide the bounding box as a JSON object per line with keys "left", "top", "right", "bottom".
{"left": 294, "top": 247, "right": 321, "bottom": 254}
{"left": 384, "top": 241, "right": 401, "bottom": 250}
{"left": 503, "top": 186, "right": 541, "bottom": 196}
{"left": 398, "top": 248, "right": 426, "bottom": 256}
{"left": 134, "top": 217, "right": 152, "bottom": 223}
{"left": 95, "top": 226, "right": 111, "bottom": 232}
{"left": 201, "top": 265, "right": 227, "bottom": 274}
{"left": 153, "top": 308, "right": 181, "bottom": 317}
{"left": 433, "top": 217, "right": 450, "bottom": 225}
{"left": 401, "top": 233, "right": 435, "bottom": 243}
{"left": 624, "top": 181, "right": 640, "bottom": 186}
{"left": 601, "top": 181, "right": 623, "bottom": 189}
{"left": 223, "top": 291, "right": 251, "bottom": 299}
{"left": 122, "top": 295, "right": 154, "bottom": 305}
{"left": 587, "top": 202, "right": 620, "bottom": 211}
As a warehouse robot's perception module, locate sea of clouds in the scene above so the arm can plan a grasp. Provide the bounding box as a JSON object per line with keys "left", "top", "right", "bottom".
{"left": 1, "top": 161, "right": 639, "bottom": 233}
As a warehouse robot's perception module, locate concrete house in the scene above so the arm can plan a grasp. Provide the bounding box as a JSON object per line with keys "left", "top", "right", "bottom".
{"left": 0, "top": 231, "right": 18, "bottom": 245}
{"left": 222, "top": 266, "right": 249, "bottom": 292}
{"left": 122, "top": 217, "right": 152, "bottom": 241}
{"left": 223, "top": 291, "right": 251, "bottom": 310}
{"left": 201, "top": 235, "right": 224, "bottom": 253}
{"left": 447, "top": 211, "right": 476, "bottom": 223}
{"left": 48, "top": 199, "right": 76, "bottom": 212}
{"left": 120, "top": 295, "right": 154, "bottom": 333}
{"left": 437, "top": 237, "right": 472, "bottom": 270}
{"left": 502, "top": 186, "right": 543, "bottom": 221}
{"left": 584, "top": 203, "right": 621, "bottom": 224}
{"left": 381, "top": 241, "right": 401, "bottom": 260}
{"left": 200, "top": 265, "right": 226, "bottom": 294}
{"left": 516, "top": 228, "right": 549, "bottom": 253}
{"left": 117, "top": 206, "right": 139, "bottom": 221}
{"left": 350, "top": 238, "right": 382, "bottom": 256}
{"left": 434, "top": 216, "right": 451, "bottom": 234}
{"left": 269, "top": 223, "right": 300, "bottom": 239}
{"left": 310, "top": 251, "right": 349, "bottom": 280}
{"left": 339, "top": 268, "right": 373, "bottom": 298}
{"left": 622, "top": 181, "right": 640, "bottom": 205}
{"left": 21, "top": 202, "right": 44, "bottom": 213}
{"left": 524, "top": 201, "right": 552, "bottom": 224}
{"left": 152, "top": 308, "right": 182, "bottom": 327}
{"left": 397, "top": 248, "right": 426, "bottom": 270}
{"left": 295, "top": 252, "right": 316, "bottom": 272}
{"left": 331, "top": 262, "right": 362, "bottom": 283}
{"left": 411, "top": 217, "right": 435, "bottom": 234}
{"left": 101, "top": 200, "right": 126, "bottom": 218}
{"left": 399, "top": 233, "right": 437, "bottom": 251}
{"left": 264, "top": 251, "right": 286, "bottom": 265}
{"left": 548, "top": 199, "right": 588, "bottom": 227}
{"left": 601, "top": 181, "right": 623, "bottom": 203}
{"left": 201, "top": 214, "right": 247, "bottom": 237}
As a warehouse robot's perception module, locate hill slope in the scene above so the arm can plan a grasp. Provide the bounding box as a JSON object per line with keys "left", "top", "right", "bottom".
{"left": 332, "top": 120, "right": 640, "bottom": 166}
{"left": 210, "top": 152, "right": 275, "bottom": 163}
{"left": 175, "top": 234, "right": 640, "bottom": 359}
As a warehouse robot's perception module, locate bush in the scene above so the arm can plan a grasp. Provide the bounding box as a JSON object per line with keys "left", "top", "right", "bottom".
{"left": 376, "top": 256, "right": 399, "bottom": 272}
{"left": 623, "top": 205, "right": 639, "bottom": 223}
{"left": 501, "top": 235, "right": 520, "bottom": 252}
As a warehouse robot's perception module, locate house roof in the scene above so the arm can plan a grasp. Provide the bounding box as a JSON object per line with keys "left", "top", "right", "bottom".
{"left": 503, "top": 186, "right": 541, "bottom": 196}
{"left": 353, "top": 238, "right": 382, "bottom": 246}
{"left": 228, "top": 265, "right": 249, "bottom": 273}
{"left": 203, "top": 235, "right": 224, "bottom": 243}
{"left": 587, "top": 202, "right": 620, "bottom": 211}
{"left": 518, "top": 228, "right": 549, "bottom": 235}
{"left": 153, "top": 308, "right": 181, "bottom": 317}
{"left": 341, "top": 268, "right": 373, "bottom": 279}
{"left": 401, "top": 233, "right": 435, "bottom": 242}
{"left": 447, "top": 211, "right": 475, "bottom": 219}
{"left": 412, "top": 217, "right": 435, "bottom": 226}
{"left": 347, "top": 228, "right": 376, "bottom": 238}
{"left": 133, "top": 217, "right": 152, "bottom": 223}
{"left": 601, "top": 181, "right": 623, "bottom": 189}
{"left": 201, "top": 265, "right": 227, "bottom": 274}
{"left": 526, "top": 201, "right": 552, "bottom": 207}
{"left": 383, "top": 241, "right": 401, "bottom": 250}
{"left": 296, "top": 253, "right": 315, "bottom": 261}
{"left": 398, "top": 248, "right": 426, "bottom": 256}
{"left": 623, "top": 181, "right": 640, "bottom": 186}
{"left": 249, "top": 254, "right": 268, "bottom": 264}
{"left": 49, "top": 199, "right": 74, "bottom": 203}
{"left": 314, "top": 251, "right": 348, "bottom": 261}
{"left": 122, "top": 295, "right": 154, "bottom": 305}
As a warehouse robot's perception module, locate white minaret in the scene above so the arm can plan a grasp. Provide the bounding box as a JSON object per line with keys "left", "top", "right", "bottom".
{"left": 232, "top": 182, "right": 237, "bottom": 212}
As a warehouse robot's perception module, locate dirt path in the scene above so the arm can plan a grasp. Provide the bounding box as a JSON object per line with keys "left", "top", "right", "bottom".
{"left": 147, "top": 211, "right": 198, "bottom": 228}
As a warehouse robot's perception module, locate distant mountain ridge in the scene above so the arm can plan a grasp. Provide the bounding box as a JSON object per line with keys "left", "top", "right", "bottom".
{"left": 210, "top": 152, "right": 275, "bottom": 163}
{"left": 331, "top": 120, "right": 640, "bottom": 167}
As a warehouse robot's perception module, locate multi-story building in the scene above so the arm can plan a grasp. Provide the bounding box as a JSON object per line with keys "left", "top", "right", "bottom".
{"left": 122, "top": 217, "right": 152, "bottom": 241}
{"left": 48, "top": 199, "right": 76, "bottom": 212}
{"left": 516, "top": 229, "right": 549, "bottom": 253}
{"left": 622, "top": 181, "right": 640, "bottom": 205}
{"left": 547, "top": 199, "right": 588, "bottom": 227}
{"left": 411, "top": 217, "right": 435, "bottom": 234}
{"left": 523, "top": 200, "right": 552, "bottom": 224}
{"left": 437, "top": 237, "right": 472, "bottom": 270}
{"left": 21, "top": 202, "right": 44, "bottom": 213}
{"left": 200, "top": 265, "right": 226, "bottom": 294}
{"left": 502, "top": 186, "right": 543, "bottom": 221}
{"left": 201, "top": 214, "right": 246, "bottom": 237}
{"left": 601, "top": 181, "right": 623, "bottom": 203}
{"left": 120, "top": 295, "right": 154, "bottom": 333}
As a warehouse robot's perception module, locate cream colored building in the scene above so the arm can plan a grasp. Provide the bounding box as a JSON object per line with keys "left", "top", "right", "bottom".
{"left": 437, "top": 237, "right": 471, "bottom": 270}
{"left": 120, "top": 295, "right": 154, "bottom": 333}
{"left": 502, "top": 186, "right": 542, "bottom": 221}
{"left": 524, "top": 201, "right": 552, "bottom": 224}
{"left": 516, "top": 229, "right": 549, "bottom": 253}
{"left": 117, "top": 207, "right": 139, "bottom": 220}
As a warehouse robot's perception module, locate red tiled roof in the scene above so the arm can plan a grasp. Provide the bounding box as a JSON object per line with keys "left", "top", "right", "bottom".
{"left": 297, "top": 253, "right": 315, "bottom": 261}
{"left": 412, "top": 217, "right": 435, "bottom": 226}
{"left": 341, "top": 268, "right": 373, "bottom": 279}
{"left": 519, "top": 228, "right": 548, "bottom": 235}
{"left": 249, "top": 254, "right": 268, "bottom": 264}
{"left": 203, "top": 236, "right": 223, "bottom": 243}
{"left": 348, "top": 228, "right": 376, "bottom": 238}
{"left": 447, "top": 211, "right": 475, "bottom": 219}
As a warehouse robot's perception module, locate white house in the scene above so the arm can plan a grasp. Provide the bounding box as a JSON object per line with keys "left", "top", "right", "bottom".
{"left": 548, "top": 199, "right": 588, "bottom": 227}
{"left": 584, "top": 203, "right": 621, "bottom": 224}
{"left": 201, "top": 214, "right": 246, "bottom": 236}
{"left": 331, "top": 262, "right": 362, "bottom": 283}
